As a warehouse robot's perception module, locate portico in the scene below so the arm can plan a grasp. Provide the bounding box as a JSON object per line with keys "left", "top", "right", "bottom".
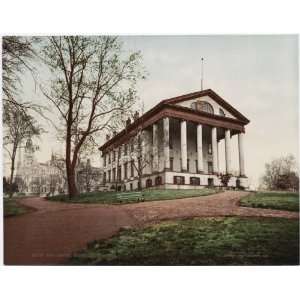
{"left": 149, "top": 117, "right": 246, "bottom": 186}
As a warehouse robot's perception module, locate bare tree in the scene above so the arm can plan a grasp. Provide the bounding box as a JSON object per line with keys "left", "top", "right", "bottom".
{"left": 128, "top": 126, "right": 152, "bottom": 191}
{"left": 2, "top": 37, "right": 34, "bottom": 100}
{"left": 40, "top": 36, "right": 145, "bottom": 198}
{"left": 3, "top": 106, "right": 41, "bottom": 198}
{"left": 77, "top": 159, "right": 101, "bottom": 193}
{"left": 2, "top": 37, "right": 43, "bottom": 120}
{"left": 261, "top": 154, "right": 299, "bottom": 191}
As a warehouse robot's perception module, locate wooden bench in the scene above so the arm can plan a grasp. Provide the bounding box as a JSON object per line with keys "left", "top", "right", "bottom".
{"left": 116, "top": 191, "right": 144, "bottom": 203}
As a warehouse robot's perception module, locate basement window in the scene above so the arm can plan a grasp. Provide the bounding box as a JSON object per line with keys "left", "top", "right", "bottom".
{"left": 174, "top": 176, "right": 185, "bottom": 185}
{"left": 190, "top": 177, "right": 200, "bottom": 186}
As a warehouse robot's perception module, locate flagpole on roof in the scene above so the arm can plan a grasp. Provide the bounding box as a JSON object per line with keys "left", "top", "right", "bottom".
{"left": 201, "top": 57, "right": 204, "bottom": 91}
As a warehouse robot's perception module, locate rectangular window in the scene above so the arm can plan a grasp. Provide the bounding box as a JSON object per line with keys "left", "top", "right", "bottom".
{"left": 118, "top": 147, "right": 121, "bottom": 159}
{"left": 103, "top": 172, "right": 106, "bottom": 184}
{"left": 130, "top": 160, "right": 134, "bottom": 177}
{"left": 169, "top": 134, "right": 173, "bottom": 149}
{"left": 170, "top": 157, "right": 174, "bottom": 171}
{"left": 113, "top": 151, "right": 116, "bottom": 162}
{"left": 112, "top": 168, "right": 116, "bottom": 182}
{"left": 103, "top": 154, "right": 106, "bottom": 167}
{"left": 173, "top": 176, "right": 185, "bottom": 185}
{"left": 108, "top": 170, "right": 111, "bottom": 182}
{"left": 130, "top": 183, "right": 133, "bottom": 191}
{"left": 108, "top": 153, "right": 111, "bottom": 164}
{"left": 190, "top": 177, "right": 200, "bottom": 185}
{"left": 124, "top": 162, "right": 128, "bottom": 179}
{"left": 117, "top": 166, "right": 121, "bottom": 182}
{"left": 195, "top": 160, "right": 198, "bottom": 172}
{"left": 187, "top": 159, "right": 190, "bottom": 172}
{"left": 137, "top": 135, "right": 142, "bottom": 151}
{"left": 131, "top": 141, "right": 134, "bottom": 152}
{"left": 208, "top": 162, "right": 213, "bottom": 174}
{"left": 124, "top": 144, "right": 128, "bottom": 155}
{"left": 208, "top": 143, "right": 212, "bottom": 154}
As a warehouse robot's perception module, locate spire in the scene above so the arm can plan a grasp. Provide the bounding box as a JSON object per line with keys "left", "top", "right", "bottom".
{"left": 51, "top": 150, "right": 55, "bottom": 162}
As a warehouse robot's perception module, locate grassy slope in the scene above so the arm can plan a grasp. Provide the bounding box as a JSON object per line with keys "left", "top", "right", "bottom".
{"left": 48, "top": 189, "right": 218, "bottom": 204}
{"left": 240, "top": 192, "right": 299, "bottom": 212}
{"left": 70, "top": 217, "right": 299, "bottom": 266}
{"left": 4, "top": 199, "right": 31, "bottom": 217}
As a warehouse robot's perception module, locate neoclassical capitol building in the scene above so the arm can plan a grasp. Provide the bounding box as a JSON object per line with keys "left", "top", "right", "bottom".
{"left": 99, "top": 89, "right": 250, "bottom": 191}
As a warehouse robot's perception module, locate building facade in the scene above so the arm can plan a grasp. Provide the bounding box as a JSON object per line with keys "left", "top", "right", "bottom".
{"left": 15, "top": 138, "right": 67, "bottom": 195}
{"left": 76, "top": 159, "right": 103, "bottom": 193}
{"left": 99, "top": 89, "right": 250, "bottom": 191}
{"left": 15, "top": 138, "right": 102, "bottom": 195}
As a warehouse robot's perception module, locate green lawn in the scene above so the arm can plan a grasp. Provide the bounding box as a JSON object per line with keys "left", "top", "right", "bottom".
{"left": 240, "top": 192, "right": 299, "bottom": 212}
{"left": 70, "top": 217, "right": 299, "bottom": 265}
{"left": 4, "top": 198, "right": 32, "bottom": 217}
{"left": 48, "top": 188, "right": 218, "bottom": 204}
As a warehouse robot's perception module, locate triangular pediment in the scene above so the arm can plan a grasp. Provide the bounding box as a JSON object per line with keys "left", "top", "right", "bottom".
{"left": 175, "top": 95, "right": 237, "bottom": 119}
{"left": 162, "top": 89, "right": 249, "bottom": 123}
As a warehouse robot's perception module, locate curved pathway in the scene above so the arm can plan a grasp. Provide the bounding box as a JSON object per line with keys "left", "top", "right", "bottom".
{"left": 4, "top": 191, "right": 298, "bottom": 265}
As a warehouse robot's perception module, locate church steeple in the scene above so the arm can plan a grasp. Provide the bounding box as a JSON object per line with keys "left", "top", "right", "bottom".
{"left": 24, "top": 137, "right": 35, "bottom": 167}
{"left": 51, "top": 150, "right": 55, "bottom": 162}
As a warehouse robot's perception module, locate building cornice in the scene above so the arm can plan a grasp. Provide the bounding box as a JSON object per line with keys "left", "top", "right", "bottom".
{"left": 99, "top": 98, "right": 248, "bottom": 153}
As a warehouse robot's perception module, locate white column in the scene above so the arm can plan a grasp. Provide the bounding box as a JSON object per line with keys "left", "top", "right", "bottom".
{"left": 163, "top": 117, "right": 170, "bottom": 169}
{"left": 110, "top": 151, "right": 113, "bottom": 182}
{"left": 196, "top": 124, "right": 203, "bottom": 172}
{"left": 152, "top": 123, "right": 159, "bottom": 172}
{"left": 140, "top": 131, "right": 146, "bottom": 176}
{"left": 217, "top": 140, "right": 220, "bottom": 172}
{"left": 120, "top": 146, "right": 124, "bottom": 181}
{"left": 211, "top": 127, "right": 218, "bottom": 173}
{"left": 238, "top": 132, "right": 245, "bottom": 176}
{"left": 225, "top": 129, "right": 232, "bottom": 174}
{"left": 180, "top": 120, "right": 187, "bottom": 171}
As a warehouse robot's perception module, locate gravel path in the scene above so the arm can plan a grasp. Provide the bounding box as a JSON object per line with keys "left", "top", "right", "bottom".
{"left": 4, "top": 191, "right": 298, "bottom": 265}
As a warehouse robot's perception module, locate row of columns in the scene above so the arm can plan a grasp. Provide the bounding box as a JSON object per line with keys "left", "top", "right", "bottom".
{"left": 153, "top": 117, "right": 245, "bottom": 176}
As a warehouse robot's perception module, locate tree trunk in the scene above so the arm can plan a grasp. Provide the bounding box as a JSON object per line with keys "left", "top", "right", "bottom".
{"left": 137, "top": 171, "right": 142, "bottom": 191}
{"left": 9, "top": 144, "right": 17, "bottom": 198}
{"left": 66, "top": 135, "right": 79, "bottom": 198}
{"left": 67, "top": 166, "right": 78, "bottom": 198}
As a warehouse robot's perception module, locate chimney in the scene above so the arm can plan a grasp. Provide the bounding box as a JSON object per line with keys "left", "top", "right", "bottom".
{"left": 126, "top": 117, "right": 131, "bottom": 127}
{"left": 133, "top": 111, "right": 139, "bottom": 121}
{"left": 106, "top": 134, "right": 110, "bottom": 141}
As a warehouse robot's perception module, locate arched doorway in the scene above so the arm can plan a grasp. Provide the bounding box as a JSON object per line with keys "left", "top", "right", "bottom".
{"left": 155, "top": 176, "right": 162, "bottom": 186}
{"left": 146, "top": 178, "right": 152, "bottom": 188}
{"left": 208, "top": 178, "right": 214, "bottom": 187}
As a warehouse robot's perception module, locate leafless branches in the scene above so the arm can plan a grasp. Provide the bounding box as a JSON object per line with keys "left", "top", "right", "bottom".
{"left": 41, "top": 36, "right": 145, "bottom": 197}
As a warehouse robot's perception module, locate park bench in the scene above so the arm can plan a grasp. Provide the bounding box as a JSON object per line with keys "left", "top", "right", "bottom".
{"left": 116, "top": 191, "right": 144, "bottom": 204}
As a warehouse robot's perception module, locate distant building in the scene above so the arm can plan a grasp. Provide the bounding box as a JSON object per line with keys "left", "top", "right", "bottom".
{"left": 15, "top": 138, "right": 102, "bottom": 195}
{"left": 99, "top": 89, "right": 250, "bottom": 191}
{"left": 15, "top": 138, "right": 67, "bottom": 195}
{"left": 76, "top": 158, "right": 103, "bottom": 193}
